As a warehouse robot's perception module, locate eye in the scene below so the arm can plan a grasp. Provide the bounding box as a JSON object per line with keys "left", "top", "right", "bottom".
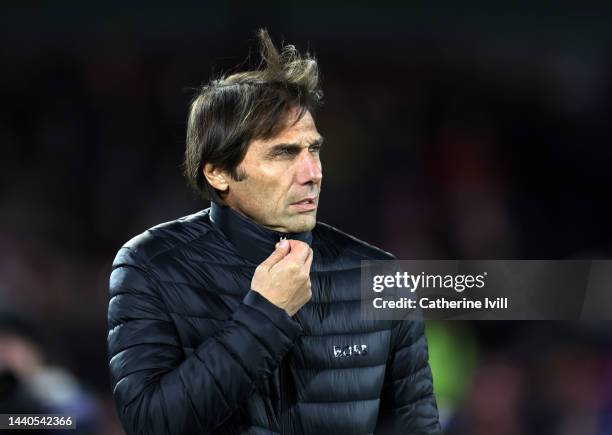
{"left": 278, "top": 148, "right": 294, "bottom": 156}
{"left": 309, "top": 144, "right": 322, "bottom": 153}
{"left": 270, "top": 147, "right": 298, "bottom": 159}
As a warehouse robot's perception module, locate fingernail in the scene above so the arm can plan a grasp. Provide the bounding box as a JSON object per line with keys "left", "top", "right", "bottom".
{"left": 279, "top": 239, "right": 288, "bottom": 248}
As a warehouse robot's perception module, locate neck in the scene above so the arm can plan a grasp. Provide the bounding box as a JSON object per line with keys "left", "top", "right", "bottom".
{"left": 209, "top": 202, "right": 313, "bottom": 264}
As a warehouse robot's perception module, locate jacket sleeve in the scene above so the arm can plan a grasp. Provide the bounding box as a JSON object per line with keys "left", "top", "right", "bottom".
{"left": 375, "top": 319, "right": 441, "bottom": 434}
{"left": 107, "top": 260, "right": 302, "bottom": 435}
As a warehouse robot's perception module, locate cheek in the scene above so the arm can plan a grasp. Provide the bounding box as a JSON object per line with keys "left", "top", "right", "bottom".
{"left": 259, "top": 166, "right": 291, "bottom": 190}
{"left": 246, "top": 170, "right": 285, "bottom": 203}
{"left": 238, "top": 162, "right": 294, "bottom": 211}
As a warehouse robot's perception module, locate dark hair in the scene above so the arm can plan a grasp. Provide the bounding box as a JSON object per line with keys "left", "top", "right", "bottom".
{"left": 184, "top": 29, "right": 323, "bottom": 202}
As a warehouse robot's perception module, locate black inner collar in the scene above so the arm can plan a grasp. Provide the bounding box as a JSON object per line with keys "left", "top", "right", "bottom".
{"left": 209, "top": 202, "right": 313, "bottom": 265}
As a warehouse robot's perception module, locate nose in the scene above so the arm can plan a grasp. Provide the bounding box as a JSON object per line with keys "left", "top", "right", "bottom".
{"left": 295, "top": 150, "right": 323, "bottom": 185}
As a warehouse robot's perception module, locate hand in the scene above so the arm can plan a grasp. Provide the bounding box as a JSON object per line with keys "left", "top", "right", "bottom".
{"left": 251, "top": 239, "right": 313, "bottom": 316}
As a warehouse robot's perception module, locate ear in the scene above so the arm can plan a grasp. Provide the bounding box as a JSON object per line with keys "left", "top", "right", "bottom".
{"left": 203, "top": 163, "right": 229, "bottom": 193}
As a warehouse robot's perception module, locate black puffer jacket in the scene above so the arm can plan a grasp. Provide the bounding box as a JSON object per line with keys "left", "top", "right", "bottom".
{"left": 107, "top": 203, "right": 440, "bottom": 434}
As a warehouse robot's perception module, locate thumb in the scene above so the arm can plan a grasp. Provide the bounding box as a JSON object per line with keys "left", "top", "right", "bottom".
{"left": 260, "top": 239, "right": 290, "bottom": 270}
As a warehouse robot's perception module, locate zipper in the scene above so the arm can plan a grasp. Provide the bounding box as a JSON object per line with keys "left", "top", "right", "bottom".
{"left": 279, "top": 235, "right": 290, "bottom": 435}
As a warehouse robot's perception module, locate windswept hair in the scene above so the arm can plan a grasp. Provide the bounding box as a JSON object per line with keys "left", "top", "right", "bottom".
{"left": 184, "top": 29, "right": 323, "bottom": 202}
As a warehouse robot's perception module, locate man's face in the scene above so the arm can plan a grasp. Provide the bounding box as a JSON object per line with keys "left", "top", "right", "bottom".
{"left": 223, "top": 108, "right": 323, "bottom": 233}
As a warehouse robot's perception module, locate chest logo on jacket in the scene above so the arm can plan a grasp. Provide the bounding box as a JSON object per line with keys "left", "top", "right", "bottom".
{"left": 333, "top": 344, "right": 369, "bottom": 358}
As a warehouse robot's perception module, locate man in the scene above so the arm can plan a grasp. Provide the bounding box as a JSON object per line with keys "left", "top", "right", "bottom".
{"left": 107, "top": 30, "right": 440, "bottom": 434}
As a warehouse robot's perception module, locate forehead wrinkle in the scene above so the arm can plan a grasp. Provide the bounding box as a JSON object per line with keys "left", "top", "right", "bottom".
{"left": 249, "top": 111, "right": 320, "bottom": 155}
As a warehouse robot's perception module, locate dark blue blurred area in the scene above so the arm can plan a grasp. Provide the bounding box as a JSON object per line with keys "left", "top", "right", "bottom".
{"left": 1, "top": 3, "right": 611, "bottom": 434}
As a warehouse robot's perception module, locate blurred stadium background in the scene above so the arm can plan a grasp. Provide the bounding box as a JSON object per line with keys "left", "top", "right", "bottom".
{"left": 1, "top": 2, "right": 612, "bottom": 434}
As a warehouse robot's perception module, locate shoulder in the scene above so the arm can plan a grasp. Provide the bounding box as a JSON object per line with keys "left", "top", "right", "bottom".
{"left": 112, "top": 208, "right": 215, "bottom": 269}
{"left": 313, "top": 221, "right": 395, "bottom": 261}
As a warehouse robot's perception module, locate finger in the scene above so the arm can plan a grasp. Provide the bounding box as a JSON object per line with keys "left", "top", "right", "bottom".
{"left": 304, "top": 248, "right": 314, "bottom": 270}
{"left": 286, "top": 241, "right": 310, "bottom": 263}
{"left": 260, "top": 239, "right": 290, "bottom": 270}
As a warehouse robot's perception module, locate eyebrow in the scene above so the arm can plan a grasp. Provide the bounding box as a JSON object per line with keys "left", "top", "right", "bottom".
{"left": 265, "top": 136, "right": 324, "bottom": 157}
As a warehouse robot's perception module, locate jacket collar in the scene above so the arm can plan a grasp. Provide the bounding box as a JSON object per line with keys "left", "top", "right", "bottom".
{"left": 209, "top": 202, "right": 313, "bottom": 265}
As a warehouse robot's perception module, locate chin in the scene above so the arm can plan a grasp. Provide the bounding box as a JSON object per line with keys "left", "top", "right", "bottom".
{"left": 286, "top": 215, "right": 317, "bottom": 232}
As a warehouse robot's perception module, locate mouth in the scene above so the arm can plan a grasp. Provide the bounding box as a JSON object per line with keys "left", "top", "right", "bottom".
{"left": 290, "top": 197, "right": 318, "bottom": 212}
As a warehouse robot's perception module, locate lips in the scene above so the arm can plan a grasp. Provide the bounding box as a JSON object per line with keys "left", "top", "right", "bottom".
{"left": 290, "top": 197, "right": 317, "bottom": 212}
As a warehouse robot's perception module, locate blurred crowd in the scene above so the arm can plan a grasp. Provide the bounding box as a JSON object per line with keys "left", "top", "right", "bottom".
{"left": 1, "top": 4, "right": 612, "bottom": 434}
{"left": 428, "top": 321, "right": 612, "bottom": 434}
